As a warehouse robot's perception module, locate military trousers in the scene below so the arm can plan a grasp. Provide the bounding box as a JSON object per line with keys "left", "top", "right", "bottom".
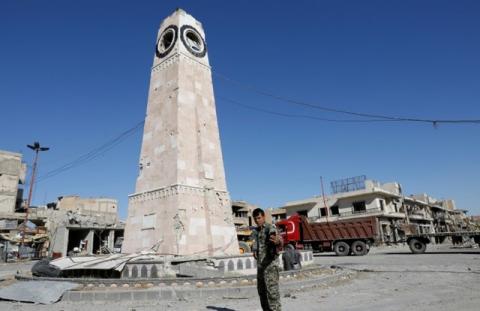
{"left": 257, "top": 262, "right": 281, "bottom": 311}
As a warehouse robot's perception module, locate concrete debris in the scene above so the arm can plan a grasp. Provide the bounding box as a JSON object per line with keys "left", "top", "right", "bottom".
{"left": 176, "top": 261, "right": 225, "bottom": 278}
{"left": 31, "top": 259, "right": 62, "bottom": 277}
{"left": 0, "top": 281, "right": 78, "bottom": 304}
{"left": 50, "top": 252, "right": 157, "bottom": 272}
{"left": 0, "top": 233, "right": 48, "bottom": 244}
{"left": 66, "top": 210, "right": 115, "bottom": 227}
{"left": 37, "top": 252, "right": 244, "bottom": 279}
{"left": 0, "top": 220, "right": 17, "bottom": 230}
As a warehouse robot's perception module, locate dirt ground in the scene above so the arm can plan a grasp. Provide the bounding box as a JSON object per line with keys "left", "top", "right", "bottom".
{"left": 1, "top": 243, "right": 479, "bottom": 310}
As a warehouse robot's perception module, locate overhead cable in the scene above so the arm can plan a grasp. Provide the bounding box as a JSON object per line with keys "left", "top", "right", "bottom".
{"left": 218, "top": 96, "right": 401, "bottom": 123}
{"left": 36, "top": 121, "right": 144, "bottom": 183}
{"left": 213, "top": 71, "right": 480, "bottom": 125}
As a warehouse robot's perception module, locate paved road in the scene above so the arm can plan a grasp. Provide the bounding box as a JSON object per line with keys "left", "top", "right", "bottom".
{"left": 304, "top": 244, "right": 480, "bottom": 310}
{"left": 318, "top": 243, "right": 480, "bottom": 272}
{"left": 0, "top": 261, "right": 33, "bottom": 280}
{"left": 1, "top": 244, "right": 479, "bottom": 310}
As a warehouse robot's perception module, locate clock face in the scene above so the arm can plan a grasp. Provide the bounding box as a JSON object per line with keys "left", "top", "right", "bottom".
{"left": 180, "top": 25, "right": 207, "bottom": 57}
{"left": 156, "top": 25, "right": 178, "bottom": 58}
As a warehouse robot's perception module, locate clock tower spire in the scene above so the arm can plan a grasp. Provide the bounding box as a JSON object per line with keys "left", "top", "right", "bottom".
{"left": 122, "top": 9, "right": 239, "bottom": 256}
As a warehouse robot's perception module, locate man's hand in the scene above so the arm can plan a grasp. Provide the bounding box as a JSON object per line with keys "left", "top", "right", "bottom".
{"left": 269, "top": 234, "right": 281, "bottom": 245}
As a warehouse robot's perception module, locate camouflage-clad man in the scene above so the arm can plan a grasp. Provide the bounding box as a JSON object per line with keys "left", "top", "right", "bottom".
{"left": 251, "top": 208, "right": 282, "bottom": 311}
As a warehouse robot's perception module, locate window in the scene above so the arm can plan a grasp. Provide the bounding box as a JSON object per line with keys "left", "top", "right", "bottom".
{"left": 319, "top": 208, "right": 327, "bottom": 217}
{"left": 330, "top": 205, "right": 339, "bottom": 215}
{"left": 353, "top": 201, "right": 366, "bottom": 213}
{"left": 298, "top": 210, "right": 308, "bottom": 217}
{"left": 234, "top": 211, "right": 247, "bottom": 218}
{"left": 379, "top": 200, "right": 385, "bottom": 211}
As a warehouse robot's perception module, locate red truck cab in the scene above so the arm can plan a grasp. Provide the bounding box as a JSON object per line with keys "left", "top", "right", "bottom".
{"left": 277, "top": 214, "right": 302, "bottom": 246}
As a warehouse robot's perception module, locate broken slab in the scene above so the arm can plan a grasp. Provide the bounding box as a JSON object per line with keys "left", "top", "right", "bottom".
{"left": 0, "top": 280, "right": 78, "bottom": 304}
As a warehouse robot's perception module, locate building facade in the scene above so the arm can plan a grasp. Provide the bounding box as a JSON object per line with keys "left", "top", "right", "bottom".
{"left": 55, "top": 195, "right": 118, "bottom": 223}
{"left": 0, "top": 150, "right": 26, "bottom": 215}
{"left": 231, "top": 201, "right": 284, "bottom": 230}
{"left": 34, "top": 196, "right": 124, "bottom": 257}
{"left": 1, "top": 194, "right": 124, "bottom": 260}
{"left": 282, "top": 178, "right": 468, "bottom": 244}
{"left": 232, "top": 201, "right": 255, "bottom": 229}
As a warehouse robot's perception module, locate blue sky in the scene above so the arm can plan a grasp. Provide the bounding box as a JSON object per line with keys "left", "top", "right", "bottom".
{"left": 1, "top": 0, "right": 479, "bottom": 219}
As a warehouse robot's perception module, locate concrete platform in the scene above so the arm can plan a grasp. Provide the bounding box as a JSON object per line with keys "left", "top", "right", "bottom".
{"left": 59, "top": 267, "right": 353, "bottom": 302}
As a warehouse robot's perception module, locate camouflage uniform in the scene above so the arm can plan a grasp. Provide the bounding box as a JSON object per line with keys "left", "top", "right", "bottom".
{"left": 251, "top": 222, "right": 282, "bottom": 311}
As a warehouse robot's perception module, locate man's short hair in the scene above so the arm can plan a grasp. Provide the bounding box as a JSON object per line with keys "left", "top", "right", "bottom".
{"left": 252, "top": 208, "right": 265, "bottom": 217}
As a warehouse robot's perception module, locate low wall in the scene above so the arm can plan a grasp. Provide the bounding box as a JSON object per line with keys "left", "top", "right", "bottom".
{"left": 121, "top": 250, "right": 314, "bottom": 279}
{"left": 121, "top": 260, "right": 174, "bottom": 279}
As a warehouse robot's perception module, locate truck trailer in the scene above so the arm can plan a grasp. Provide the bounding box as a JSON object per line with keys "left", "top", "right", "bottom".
{"left": 406, "top": 231, "right": 480, "bottom": 254}
{"left": 276, "top": 214, "right": 378, "bottom": 256}
{"left": 277, "top": 214, "right": 480, "bottom": 255}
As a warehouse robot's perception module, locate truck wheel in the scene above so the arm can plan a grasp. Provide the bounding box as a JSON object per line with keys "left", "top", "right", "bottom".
{"left": 351, "top": 241, "right": 368, "bottom": 256}
{"left": 409, "top": 238, "right": 426, "bottom": 254}
{"left": 334, "top": 241, "right": 350, "bottom": 256}
{"left": 238, "top": 241, "right": 251, "bottom": 254}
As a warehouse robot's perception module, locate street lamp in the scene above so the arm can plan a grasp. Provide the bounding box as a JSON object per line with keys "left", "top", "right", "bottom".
{"left": 20, "top": 141, "right": 49, "bottom": 250}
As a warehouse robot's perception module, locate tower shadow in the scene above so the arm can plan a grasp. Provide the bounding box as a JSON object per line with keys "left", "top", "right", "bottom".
{"left": 206, "top": 306, "right": 237, "bottom": 311}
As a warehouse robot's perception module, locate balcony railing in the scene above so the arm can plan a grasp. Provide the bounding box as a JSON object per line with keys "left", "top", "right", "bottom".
{"left": 339, "top": 208, "right": 381, "bottom": 217}
{"left": 233, "top": 217, "right": 248, "bottom": 225}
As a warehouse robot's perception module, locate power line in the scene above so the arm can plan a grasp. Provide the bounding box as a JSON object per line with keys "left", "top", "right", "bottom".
{"left": 167, "top": 50, "right": 479, "bottom": 125}
{"left": 34, "top": 97, "right": 376, "bottom": 186}
{"left": 218, "top": 96, "right": 402, "bottom": 123}
{"left": 213, "top": 71, "right": 480, "bottom": 125}
{"left": 36, "top": 121, "right": 144, "bottom": 183}
{"left": 30, "top": 69, "right": 479, "bottom": 183}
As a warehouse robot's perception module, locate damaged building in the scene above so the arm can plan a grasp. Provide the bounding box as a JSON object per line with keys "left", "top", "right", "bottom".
{"left": 0, "top": 189, "right": 124, "bottom": 260}
{"left": 0, "top": 149, "right": 34, "bottom": 260}
{"left": 31, "top": 196, "right": 124, "bottom": 258}
{"left": 231, "top": 201, "right": 286, "bottom": 253}
{"left": 281, "top": 176, "right": 472, "bottom": 244}
{"left": 0, "top": 149, "right": 27, "bottom": 214}
{"left": 231, "top": 200, "right": 287, "bottom": 232}
{"left": 0, "top": 148, "right": 124, "bottom": 261}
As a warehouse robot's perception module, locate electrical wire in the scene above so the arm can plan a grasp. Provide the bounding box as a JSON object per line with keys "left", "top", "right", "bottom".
{"left": 213, "top": 71, "right": 480, "bottom": 125}
{"left": 154, "top": 52, "right": 479, "bottom": 125}
{"left": 36, "top": 121, "right": 144, "bottom": 183}
{"left": 29, "top": 69, "right": 480, "bottom": 183}
{"left": 218, "top": 96, "right": 402, "bottom": 123}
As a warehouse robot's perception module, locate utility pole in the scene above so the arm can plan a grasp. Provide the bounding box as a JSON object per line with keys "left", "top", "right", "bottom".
{"left": 320, "top": 176, "right": 329, "bottom": 220}
{"left": 20, "top": 142, "right": 49, "bottom": 251}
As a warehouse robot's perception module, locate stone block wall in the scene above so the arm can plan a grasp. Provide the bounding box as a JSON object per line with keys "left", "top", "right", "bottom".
{"left": 121, "top": 250, "right": 314, "bottom": 279}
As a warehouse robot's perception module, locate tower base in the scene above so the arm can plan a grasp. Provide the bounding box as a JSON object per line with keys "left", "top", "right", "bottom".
{"left": 122, "top": 184, "right": 239, "bottom": 256}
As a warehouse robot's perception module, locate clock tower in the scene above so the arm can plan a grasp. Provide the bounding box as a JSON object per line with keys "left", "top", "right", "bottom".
{"left": 122, "top": 9, "right": 239, "bottom": 256}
